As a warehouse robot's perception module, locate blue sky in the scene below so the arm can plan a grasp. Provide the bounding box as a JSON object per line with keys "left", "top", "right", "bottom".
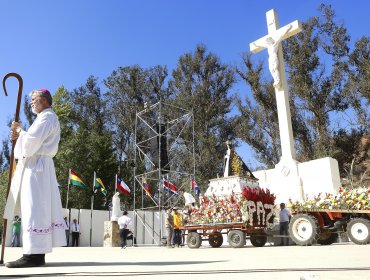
{"left": 1, "top": 0, "right": 369, "bottom": 168}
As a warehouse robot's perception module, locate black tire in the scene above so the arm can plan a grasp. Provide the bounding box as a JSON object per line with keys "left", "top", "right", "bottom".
{"left": 250, "top": 234, "right": 267, "bottom": 247}
{"left": 209, "top": 232, "right": 223, "bottom": 248}
{"left": 187, "top": 232, "right": 202, "bottom": 248}
{"left": 347, "top": 218, "right": 370, "bottom": 245}
{"left": 228, "top": 230, "right": 245, "bottom": 248}
{"left": 289, "top": 214, "right": 319, "bottom": 246}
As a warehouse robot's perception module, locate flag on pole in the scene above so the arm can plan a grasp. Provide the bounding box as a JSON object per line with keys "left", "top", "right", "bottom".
{"left": 191, "top": 177, "right": 201, "bottom": 197}
{"left": 163, "top": 179, "right": 178, "bottom": 195}
{"left": 94, "top": 178, "right": 108, "bottom": 196}
{"left": 143, "top": 179, "right": 152, "bottom": 197}
{"left": 69, "top": 170, "right": 89, "bottom": 189}
{"left": 117, "top": 177, "right": 131, "bottom": 196}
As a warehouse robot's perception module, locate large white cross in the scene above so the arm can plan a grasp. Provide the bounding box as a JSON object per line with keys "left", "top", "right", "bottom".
{"left": 250, "top": 9, "right": 302, "bottom": 162}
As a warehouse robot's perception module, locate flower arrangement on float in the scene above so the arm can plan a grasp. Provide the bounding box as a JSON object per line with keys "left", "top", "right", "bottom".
{"left": 240, "top": 187, "right": 276, "bottom": 228}
{"left": 186, "top": 192, "right": 242, "bottom": 224}
{"left": 289, "top": 187, "right": 370, "bottom": 212}
{"left": 185, "top": 187, "right": 276, "bottom": 228}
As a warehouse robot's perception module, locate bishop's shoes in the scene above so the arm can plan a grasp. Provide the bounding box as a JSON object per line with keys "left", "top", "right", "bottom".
{"left": 5, "top": 254, "right": 45, "bottom": 268}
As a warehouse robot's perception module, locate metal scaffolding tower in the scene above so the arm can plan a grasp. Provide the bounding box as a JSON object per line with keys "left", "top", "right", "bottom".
{"left": 133, "top": 101, "right": 195, "bottom": 244}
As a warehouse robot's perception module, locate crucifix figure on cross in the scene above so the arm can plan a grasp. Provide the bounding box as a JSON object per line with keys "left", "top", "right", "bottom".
{"left": 248, "top": 10, "right": 341, "bottom": 203}
{"left": 252, "top": 23, "right": 292, "bottom": 88}
{"left": 250, "top": 9, "right": 302, "bottom": 163}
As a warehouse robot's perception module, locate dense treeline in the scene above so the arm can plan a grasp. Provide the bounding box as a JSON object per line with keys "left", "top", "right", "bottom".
{"left": 0, "top": 4, "right": 369, "bottom": 211}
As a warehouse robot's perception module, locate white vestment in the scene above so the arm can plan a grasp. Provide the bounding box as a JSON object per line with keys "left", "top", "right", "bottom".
{"left": 3, "top": 108, "right": 66, "bottom": 254}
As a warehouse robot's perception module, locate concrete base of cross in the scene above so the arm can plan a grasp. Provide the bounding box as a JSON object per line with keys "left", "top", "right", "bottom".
{"left": 253, "top": 157, "right": 341, "bottom": 204}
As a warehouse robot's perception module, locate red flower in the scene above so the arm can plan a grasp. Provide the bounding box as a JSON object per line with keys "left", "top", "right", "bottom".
{"left": 241, "top": 186, "right": 276, "bottom": 204}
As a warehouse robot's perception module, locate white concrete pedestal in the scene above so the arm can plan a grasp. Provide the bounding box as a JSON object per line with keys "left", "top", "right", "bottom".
{"left": 103, "top": 221, "right": 120, "bottom": 247}
{"left": 254, "top": 157, "right": 341, "bottom": 203}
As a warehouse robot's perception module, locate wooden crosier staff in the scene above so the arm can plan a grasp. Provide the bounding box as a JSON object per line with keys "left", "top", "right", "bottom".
{"left": 0, "top": 73, "right": 23, "bottom": 264}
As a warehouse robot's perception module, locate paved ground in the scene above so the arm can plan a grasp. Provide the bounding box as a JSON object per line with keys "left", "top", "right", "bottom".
{"left": 1, "top": 243, "right": 369, "bottom": 280}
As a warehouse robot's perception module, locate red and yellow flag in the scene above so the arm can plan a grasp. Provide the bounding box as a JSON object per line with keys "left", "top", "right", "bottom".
{"left": 69, "top": 170, "right": 89, "bottom": 190}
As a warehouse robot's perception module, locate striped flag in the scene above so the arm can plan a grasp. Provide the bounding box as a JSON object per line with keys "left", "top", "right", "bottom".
{"left": 143, "top": 179, "right": 152, "bottom": 197}
{"left": 69, "top": 170, "right": 89, "bottom": 190}
{"left": 163, "top": 179, "right": 178, "bottom": 195}
{"left": 191, "top": 177, "right": 201, "bottom": 197}
{"left": 94, "top": 178, "right": 108, "bottom": 196}
{"left": 117, "top": 177, "right": 131, "bottom": 196}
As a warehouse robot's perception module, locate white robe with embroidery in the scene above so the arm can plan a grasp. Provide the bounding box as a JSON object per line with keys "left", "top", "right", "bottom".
{"left": 3, "top": 108, "right": 66, "bottom": 254}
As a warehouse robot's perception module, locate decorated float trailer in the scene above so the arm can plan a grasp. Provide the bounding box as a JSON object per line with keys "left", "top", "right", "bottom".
{"left": 181, "top": 182, "right": 276, "bottom": 248}
{"left": 181, "top": 142, "right": 276, "bottom": 248}
{"left": 183, "top": 222, "right": 268, "bottom": 249}
{"left": 288, "top": 188, "right": 370, "bottom": 246}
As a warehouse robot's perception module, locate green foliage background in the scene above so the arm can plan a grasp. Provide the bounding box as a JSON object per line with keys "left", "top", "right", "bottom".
{"left": 0, "top": 4, "right": 369, "bottom": 212}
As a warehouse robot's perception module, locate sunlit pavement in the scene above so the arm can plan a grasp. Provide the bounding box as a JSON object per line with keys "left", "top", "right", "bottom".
{"left": 1, "top": 243, "right": 369, "bottom": 280}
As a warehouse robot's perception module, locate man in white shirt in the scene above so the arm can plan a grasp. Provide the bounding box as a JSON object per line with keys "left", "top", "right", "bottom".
{"left": 64, "top": 217, "right": 70, "bottom": 246}
{"left": 279, "top": 203, "right": 292, "bottom": 246}
{"left": 117, "top": 211, "right": 132, "bottom": 249}
{"left": 71, "top": 219, "right": 80, "bottom": 247}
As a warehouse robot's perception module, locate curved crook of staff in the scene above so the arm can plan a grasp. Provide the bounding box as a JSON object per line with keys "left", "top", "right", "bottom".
{"left": 1, "top": 73, "right": 23, "bottom": 264}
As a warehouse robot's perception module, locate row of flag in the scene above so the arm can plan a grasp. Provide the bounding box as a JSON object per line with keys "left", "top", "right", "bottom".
{"left": 69, "top": 170, "right": 131, "bottom": 197}
{"left": 154, "top": 178, "right": 201, "bottom": 197}
{"left": 68, "top": 169, "right": 201, "bottom": 198}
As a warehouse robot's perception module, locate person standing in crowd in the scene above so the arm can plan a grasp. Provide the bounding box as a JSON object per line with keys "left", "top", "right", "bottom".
{"left": 64, "top": 217, "right": 70, "bottom": 246}
{"left": 71, "top": 219, "right": 80, "bottom": 247}
{"left": 172, "top": 207, "right": 183, "bottom": 247}
{"left": 118, "top": 211, "right": 132, "bottom": 249}
{"left": 11, "top": 216, "right": 21, "bottom": 247}
{"left": 165, "top": 208, "right": 174, "bottom": 248}
{"left": 279, "top": 203, "right": 292, "bottom": 246}
{"left": 4, "top": 89, "right": 66, "bottom": 268}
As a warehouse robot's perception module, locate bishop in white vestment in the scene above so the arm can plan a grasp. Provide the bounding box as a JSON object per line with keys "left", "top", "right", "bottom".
{"left": 4, "top": 89, "right": 66, "bottom": 268}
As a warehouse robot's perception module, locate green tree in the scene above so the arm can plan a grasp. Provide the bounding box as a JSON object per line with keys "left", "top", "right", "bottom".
{"left": 346, "top": 36, "right": 370, "bottom": 131}
{"left": 53, "top": 79, "right": 117, "bottom": 210}
{"left": 0, "top": 140, "right": 10, "bottom": 171}
{"left": 0, "top": 170, "right": 9, "bottom": 224}
{"left": 104, "top": 65, "right": 171, "bottom": 209}
{"left": 105, "top": 66, "right": 156, "bottom": 168}
{"left": 169, "top": 44, "right": 236, "bottom": 187}
{"left": 235, "top": 54, "right": 282, "bottom": 167}
{"left": 341, "top": 35, "right": 370, "bottom": 178}
{"left": 24, "top": 95, "right": 36, "bottom": 127}
{"left": 284, "top": 4, "right": 350, "bottom": 159}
